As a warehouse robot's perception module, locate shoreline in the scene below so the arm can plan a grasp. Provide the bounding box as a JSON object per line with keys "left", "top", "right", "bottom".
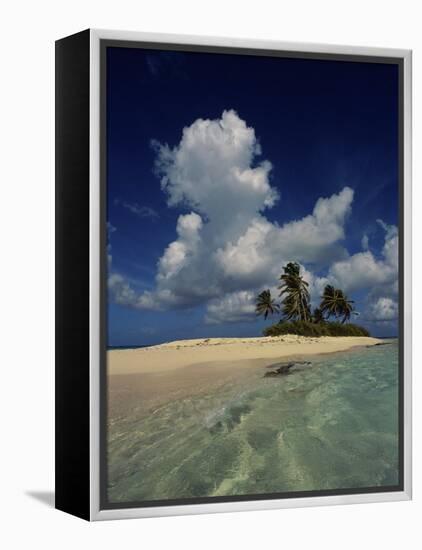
{"left": 108, "top": 335, "right": 383, "bottom": 376}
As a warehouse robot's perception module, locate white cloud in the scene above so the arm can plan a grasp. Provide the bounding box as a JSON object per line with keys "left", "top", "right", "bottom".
{"left": 205, "top": 290, "right": 257, "bottom": 324}
{"left": 328, "top": 251, "right": 391, "bottom": 292}
{"left": 108, "top": 111, "right": 357, "bottom": 321}
{"left": 215, "top": 187, "right": 353, "bottom": 285}
{"left": 366, "top": 297, "right": 398, "bottom": 322}
{"left": 109, "top": 110, "right": 398, "bottom": 327}
{"left": 108, "top": 273, "right": 139, "bottom": 307}
{"left": 157, "top": 212, "right": 203, "bottom": 281}
{"left": 361, "top": 233, "right": 369, "bottom": 250}
{"left": 153, "top": 109, "right": 278, "bottom": 229}
{"left": 325, "top": 219, "right": 398, "bottom": 295}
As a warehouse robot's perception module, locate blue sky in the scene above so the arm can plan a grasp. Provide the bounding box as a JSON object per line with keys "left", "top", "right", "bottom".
{"left": 106, "top": 47, "right": 399, "bottom": 346}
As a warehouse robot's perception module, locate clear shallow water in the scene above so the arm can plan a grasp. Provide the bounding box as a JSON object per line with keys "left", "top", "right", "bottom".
{"left": 108, "top": 341, "right": 399, "bottom": 503}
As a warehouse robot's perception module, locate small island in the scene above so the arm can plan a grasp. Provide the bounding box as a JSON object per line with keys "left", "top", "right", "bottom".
{"left": 256, "top": 261, "right": 370, "bottom": 337}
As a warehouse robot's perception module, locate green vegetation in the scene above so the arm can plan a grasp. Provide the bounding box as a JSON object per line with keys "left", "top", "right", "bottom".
{"left": 263, "top": 320, "right": 370, "bottom": 337}
{"left": 320, "top": 284, "right": 355, "bottom": 323}
{"left": 278, "top": 261, "right": 311, "bottom": 321}
{"left": 256, "top": 261, "right": 370, "bottom": 337}
{"left": 255, "top": 289, "right": 280, "bottom": 320}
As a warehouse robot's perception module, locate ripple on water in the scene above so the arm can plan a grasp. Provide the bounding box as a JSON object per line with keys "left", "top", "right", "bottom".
{"left": 108, "top": 342, "right": 399, "bottom": 503}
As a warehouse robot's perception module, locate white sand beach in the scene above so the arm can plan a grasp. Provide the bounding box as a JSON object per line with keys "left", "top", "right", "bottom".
{"left": 108, "top": 335, "right": 382, "bottom": 376}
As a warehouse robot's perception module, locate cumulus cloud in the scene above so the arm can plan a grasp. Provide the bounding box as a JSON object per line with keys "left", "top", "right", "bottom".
{"left": 205, "top": 290, "right": 257, "bottom": 324}
{"left": 157, "top": 212, "right": 203, "bottom": 281}
{"left": 153, "top": 110, "right": 278, "bottom": 221}
{"left": 325, "top": 219, "right": 398, "bottom": 295}
{"left": 109, "top": 110, "right": 352, "bottom": 318}
{"left": 108, "top": 110, "right": 397, "bottom": 328}
{"left": 108, "top": 273, "right": 139, "bottom": 307}
{"left": 215, "top": 186, "right": 352, "bottom": 285}
{"left": 366, "top": 297, "right": 398, "bottom": 322}
{"left": 307, "top": 219, "right": 400, "bottom": 328}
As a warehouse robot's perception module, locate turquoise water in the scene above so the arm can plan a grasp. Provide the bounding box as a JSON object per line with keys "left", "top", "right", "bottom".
{"left": 108, "top": 342, "right": 399, "bottom": 503}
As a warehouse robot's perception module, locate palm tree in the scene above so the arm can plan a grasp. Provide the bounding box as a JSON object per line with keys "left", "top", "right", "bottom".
{"left": 313, "top": 307, "right": 325, "bottom": 324}
{"left": 338, "top": 291, "right": 355, "bottom": 323}
{"left": 320, "top": 285, "right": 355, "bottom": 323}
{"left": 320, "top": 285, "right": 340, "bottom": 319}
{"left": 255, "top": 290, "right": 280, "bottom": 320}
{"left": 278, "top": 262, "right": 311, "bottom": 321}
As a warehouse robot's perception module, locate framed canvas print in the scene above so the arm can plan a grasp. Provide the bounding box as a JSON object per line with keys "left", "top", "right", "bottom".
{"left": 55, "top": 29, "right": 412, "bottom": 521}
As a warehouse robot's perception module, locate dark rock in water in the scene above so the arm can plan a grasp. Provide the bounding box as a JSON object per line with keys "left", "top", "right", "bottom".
{"left": 265, "top": 360, "right": 311, "bottom": 369}
{"left": 264, "top": 366, "right": 291, "bottom": 377}
{"left": 264, "top": 360, "right": 312, "bottom": 377}
{"left": 208, "top": 420, "right": 223, "bottom": 434}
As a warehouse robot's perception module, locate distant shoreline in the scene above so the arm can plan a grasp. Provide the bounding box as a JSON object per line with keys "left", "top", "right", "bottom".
{"left": 107, "top": 335, "right": 384, "bottom": 376}
{"left": 108, "top": 335, "right": 397, "bottom": 351}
